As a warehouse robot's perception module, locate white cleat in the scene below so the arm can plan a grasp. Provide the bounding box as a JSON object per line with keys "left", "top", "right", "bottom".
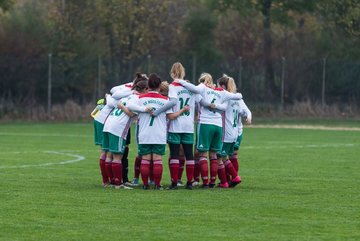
{"left": 114, "top": 184, "right": 133, "bottom": 190}
{"left": 177, "top": 180, "right": 184, "bottom": 187}
{"left": 192, "top": 181, "right": 200, "bottom": 187}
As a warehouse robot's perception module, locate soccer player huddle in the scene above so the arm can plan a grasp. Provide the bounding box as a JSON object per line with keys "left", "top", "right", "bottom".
{"left": 92, "top": 62, "right": 252, "bottom": 190}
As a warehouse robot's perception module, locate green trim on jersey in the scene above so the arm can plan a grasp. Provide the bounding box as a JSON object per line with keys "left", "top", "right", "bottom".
{"left": 138, "top": 144, "right": 166, "bottom": 156}
{"left": 234, "top": 133, "right": 243, "bottom": 150}
{"left": 219, "top": 142, "right": 235, "bottom": 157}
{"left": 196, "top": 123, "right": 223, "bottom": 152}
{"left": 94, "top": 120, "right": 104, "bottom": 146}
{"left": 167, "top": 132, "right": 194, "bottom": 144}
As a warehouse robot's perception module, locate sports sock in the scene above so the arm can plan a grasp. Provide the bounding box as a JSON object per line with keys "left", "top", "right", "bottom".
{"left": 186, "top": 160, "right": 195, "bottom": 183}
{"left": 134, "top": 156, "right": 141, "bottom": 179}
{"left": 149, "top": 160, "right": 154, "bottom": 183}
{"left": 153, "top": 160, "right": 163, "bottom": 187}
{"left": 169, "top": 159, "right": 179, "bottom": 184}
{"left": 194, "top": 160, "right": 200, "bottom": 182}
{"left": 140, "top": 159, "right": 150, "bottom": 186}
{"left": 121, "top": 147, "right": 129, "bottom": 183}
{"left": 230, "top": 156, "right": 239, "bottom": 173}
{"left": 178, "top": 157, "right": 185, "bottom": 182}
{"left": 199, "top": 156, "right": 209, "bottom": 185}
{"left": 99, "top": 157, "right": 108, "bottom": 184}
{"left": 209, "top": 159, "right": 218, "bottom": 184}
{"left": 111, "top": 161, "right": 122, "bottom": 185}
{"left": 218, "top": 163, "right": 227, "bottom": 184}
{"left": 105, "top": 158, "right": 114, "bottom": 184}
{"left": 227, "top": 158, "right": 238, "bottom": 177}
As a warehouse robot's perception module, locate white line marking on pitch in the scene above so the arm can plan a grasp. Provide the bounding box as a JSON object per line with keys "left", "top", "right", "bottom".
{"left": 0, "top": 151, "right": 85, "bottom": 169}
{"left": 241, "top": 143, "right": 355, "bottom": 149}
{"left": 0, "top": 132, "right": 91, "bottom": 137}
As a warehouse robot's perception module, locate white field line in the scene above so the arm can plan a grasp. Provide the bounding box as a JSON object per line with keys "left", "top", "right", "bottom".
{"left": 0, "top": 132, "right": 91, "bottom": 137}
{"left": 0, "top": 151, "right": 85, "bottom": 169}
{"left": 249, "top": 124, "right": 360, "bottom": 131}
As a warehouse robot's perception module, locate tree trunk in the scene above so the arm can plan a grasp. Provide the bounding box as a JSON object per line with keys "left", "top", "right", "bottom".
{"left": 262, "top": 0, "right": 277, "bottom": 101}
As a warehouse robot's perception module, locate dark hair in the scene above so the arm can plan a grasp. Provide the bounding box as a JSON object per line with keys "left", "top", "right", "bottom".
{"left": 217, "top": 75, "right": 229, "bottom": 89}
{"left": 132, "top": 72, "right": 148, "bottom": 90}
{"left": 148, "top": 73, "right": 162, "bottom": 90}
{"left": 133, "top": 79, "right": 148, "bottom": 92}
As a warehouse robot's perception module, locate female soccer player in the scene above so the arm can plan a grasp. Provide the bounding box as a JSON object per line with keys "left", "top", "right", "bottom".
{"left": 102, "top": 74, "right": 149, "bottom": 189}
{"left": 215, "top": 75, "right": 242, "bottom": 188}
{"left": 166, "top": 62, "right": 202, "bottom": 190}
{"left": 127, "top": 73, "right": 189, "bottom": 190}
{"left": 176, "top": 73, "right": 242, "bottom": 188}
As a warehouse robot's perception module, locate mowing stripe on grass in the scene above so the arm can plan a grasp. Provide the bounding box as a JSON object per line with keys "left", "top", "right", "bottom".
{"left": 0, "top": 132, "right": 91, "bottom": 137}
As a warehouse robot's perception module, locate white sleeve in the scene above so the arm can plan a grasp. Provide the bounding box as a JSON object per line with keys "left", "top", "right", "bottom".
{"left": 177, "top": 80, "right": 204, "bottom": 94}
{"left": 195, "top": 94, "right": 202, "bottom": 103}
{"left": 239, "top": 99, "right": 252, "bottom": 119}
{"left": 106, "top": 95, "right": 117, "bottom": 108}
{"left": 168, "top": 85, "right": 178, "bottom": 99}
{"left": 112, "top": 88, "right": 133, "bottom": 100}
{"left": 127, "top": 97, "right": 147, "bottom": 113}
{"left": 222, "top": 90, "right": 242, "bottom": 103}
{"left": 110, "top": 85, "right": 121, "bottom": 94}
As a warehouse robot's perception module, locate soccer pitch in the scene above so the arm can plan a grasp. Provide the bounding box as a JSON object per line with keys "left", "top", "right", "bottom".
{"left": 0, "top": 121, "right": 359, "bottom": 241}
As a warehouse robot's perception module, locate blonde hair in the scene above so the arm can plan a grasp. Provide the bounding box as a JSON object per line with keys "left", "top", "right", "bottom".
{"left": 198, "top": 73, "right": 213, "bottom": 86}
{"left": 159, "top": 81, "right": 169, "bottom": 97}
{"left": 227, "top": 77, "right": 237, "bottom": 93}
{"left": 170, "top": 62, "right": 185, "bottom": 80}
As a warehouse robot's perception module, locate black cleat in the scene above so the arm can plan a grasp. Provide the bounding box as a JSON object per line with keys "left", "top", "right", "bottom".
{"left": 185, "top": 182, "right": 193, "bottom": 190}
{"left": 201, "top": 184, "right": 209, "bottom": 189}
{"left": 209, "top": 183, "right": 216, "bottom": 188}
{"left": 154, "top": 185, "right": 164, "bottom": 190}
{"left": 143, "top": 185, "right": 150, "bottom": 190}
{"left": 167, "top": 184, "right": 178, "bottom": 190}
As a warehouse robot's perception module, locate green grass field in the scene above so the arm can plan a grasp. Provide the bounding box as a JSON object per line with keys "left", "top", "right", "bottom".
{"left": 0, "top": 121, "right": 359, "bottom": 241}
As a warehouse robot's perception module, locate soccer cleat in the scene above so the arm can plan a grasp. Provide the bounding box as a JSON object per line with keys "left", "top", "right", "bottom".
{"left": 229, "top": 176, "right": 242, "bottom": 188}
{"left": 114, "top": 184, "right": 133, "bottom": 190}
{"left": 219, "top": 182, "right": 229, "bottom": 188}
{"left": 185, "top": 182, "right": 193, "bottom": 190}
{"left": 209, "top": 183, "right": 216, "bottom": 189}
{"left": 166, "top": 183, "right": 178, "bottom": 190}
{"left": 149, "top": 180, "right": 155, "bottom": 185}
{"left": 143, "top": 185, "right": 150, "bottom": 190}
{"left": 131, "top": 178, "right": 139, "bottom": 186}
{"left": 201, "top": 184, "right": 209, "bottom": 189}
{"left": 192, "top": 181, "right": 200, "bottom": 187}
{"left": 102, "top": 182, "right": 111, "bottom": 188}
{"left": 154, "top": 185, "right": 164, "bottom": 190}
{"left": 177, "top": 180, "right": 184, "bottom": 187}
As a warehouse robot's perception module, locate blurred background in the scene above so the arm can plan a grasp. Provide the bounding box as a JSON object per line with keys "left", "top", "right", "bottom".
{"left": 0, "top": 0, "right": 359, "bottom": 120}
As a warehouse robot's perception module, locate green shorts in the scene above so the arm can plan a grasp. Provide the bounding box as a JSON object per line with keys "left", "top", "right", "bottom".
{"left": 94, "top": 120, "right": 104, "bottom": 146}
{"left": 219, "top": 142, "right": 235, "bottom": 157}
{"left": 108, "top": 133, "right": 127, "bottom": 154}
{"left": 138, "top": 144, "right": 166, "bottom": 156}
{"left": 234, "top": 134, "right": 243, "bottom": 150}
{"left": 102, "top": 132, "right": 110, "bottom": 151}
{"left": 196, "top": 123, "right": 223, "bottom": 152}
{"left": 167, "top": 132, "right": 194, "bottom": 144}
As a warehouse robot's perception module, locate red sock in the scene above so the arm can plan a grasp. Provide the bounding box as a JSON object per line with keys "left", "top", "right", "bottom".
{"left": 134, "top": 156, "right": 141, "bottom": 179}
{"left": 169, "top": 159, "right": 179, "bottom": 184}
{"left": 230, "top": 157, "right": 239, "bottom": 173}
{"left": 225, "top": 159, "right": 238, "bottom": 178}
{"left": 178, "top": 157, "right": 185, "bottom": 181}
{"left": 194, "top": 161, "right": 200, "bottom": 182}
{"left": 153, "top": 160, "right": 163, "bottom": 187}
{"left": 218, "top": 163, "right": 227, "bottom": 184}
{"left": 105, "top": 160, "right": 114, "bottom": 184}
{"left": 99, "top": 158, "right": 108, "bottom": 184}
{"left": 199, "top": 157, "right": 208, "bottom": 185}
{"left": 149, "top": 161, "right": 154, "bottom": 183}
{"left": 186, "top": 160, "right": 195, "bottom": 183}
{"left": 140, "top": 159, "right": 150, "bottom": 186}
{"left": 210, "top": 159, "right": 218, "bottom": 184}
{"left": 111, "top": 161, "right": 123, "bottom": 185}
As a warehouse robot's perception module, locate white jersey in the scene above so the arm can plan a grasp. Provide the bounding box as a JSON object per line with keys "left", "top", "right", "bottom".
{"left": 177, "top": 79, "right": 242, "bottom": 128}
{"left": 110, "top": 82, "right": 133, "bottom": 95}
{"left": 103, "top": 94, "right": 138, "bottom": 138}
{"left": 238, "top": 99, "right": 252, "bottom": 136}
{"left": 94, "top": 95, "right": 117, "bottom": 124}
{"left": 223, "top": 99, "right": 241, "bottom": 143}
{"left": 168, "top": 82, "right": 202, "bottom": 133}
{"left": 135, "top": 91, "right": 172, "bottom": 144}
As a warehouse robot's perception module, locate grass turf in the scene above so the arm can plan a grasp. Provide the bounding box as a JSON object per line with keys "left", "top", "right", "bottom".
{"left": 0, "top": 121, "right": 359, "bottom": 241}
